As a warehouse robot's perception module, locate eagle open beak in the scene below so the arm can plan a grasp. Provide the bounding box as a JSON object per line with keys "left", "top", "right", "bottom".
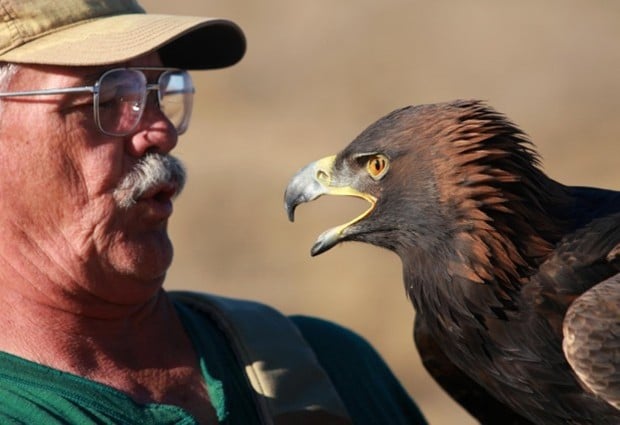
{"left": 284, "top": 155, "right": 377, "bottom": 256}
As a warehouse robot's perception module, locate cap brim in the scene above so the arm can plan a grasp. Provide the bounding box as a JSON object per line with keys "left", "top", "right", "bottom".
{"left": 0, "top": 14, "right": 246, "bottom": 70}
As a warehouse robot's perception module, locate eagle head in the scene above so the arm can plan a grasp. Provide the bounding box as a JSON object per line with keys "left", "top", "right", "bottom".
{"left": 284, "top": 100, "right": 563, "bottom": 284}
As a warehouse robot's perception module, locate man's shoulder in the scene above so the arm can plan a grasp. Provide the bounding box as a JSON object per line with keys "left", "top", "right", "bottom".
{"left": 169, "top": 291, "right": 353, "bottom": 421}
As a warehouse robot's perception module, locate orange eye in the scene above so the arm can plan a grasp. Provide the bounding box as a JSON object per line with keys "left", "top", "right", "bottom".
{"left": 366, "top": 154, "right": 389, "bottom": 180}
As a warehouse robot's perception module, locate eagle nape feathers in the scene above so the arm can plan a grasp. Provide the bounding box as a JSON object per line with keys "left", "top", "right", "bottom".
{"left": 284, "top": 100, "right": 620, "bottom": 424}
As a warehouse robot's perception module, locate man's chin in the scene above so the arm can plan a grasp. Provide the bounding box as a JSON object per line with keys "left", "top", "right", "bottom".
{"left": 109, "top": 231, "right": 174, "bottom": 283}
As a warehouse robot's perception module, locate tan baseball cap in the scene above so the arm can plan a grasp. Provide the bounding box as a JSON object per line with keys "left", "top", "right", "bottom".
{"left": 0, "top": 0, "right": 246, "bottom": 69}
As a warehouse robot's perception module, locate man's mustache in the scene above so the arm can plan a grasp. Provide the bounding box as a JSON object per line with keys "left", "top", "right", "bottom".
{"left": 113, "top": 153, "right": 186, "bottom": 209}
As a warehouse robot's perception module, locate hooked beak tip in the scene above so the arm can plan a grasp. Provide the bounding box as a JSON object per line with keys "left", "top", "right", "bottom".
{"left": 285, "top": 201, "right": 297, "bottom": 222}
{"left": 310, "top": 241, "right": 330, "bottom": 257}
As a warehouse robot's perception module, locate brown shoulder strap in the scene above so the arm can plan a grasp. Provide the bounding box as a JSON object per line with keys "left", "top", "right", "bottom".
{"left": 170, "top": 291, "right": 351, "bottom": 425}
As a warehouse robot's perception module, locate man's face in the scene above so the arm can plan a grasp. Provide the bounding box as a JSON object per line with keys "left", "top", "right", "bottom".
{"left": 0, "top": 53, "right": 184, "bottom": 301}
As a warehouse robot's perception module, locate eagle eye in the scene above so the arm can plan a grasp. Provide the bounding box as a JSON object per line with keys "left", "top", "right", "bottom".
{"left": 366, "top": 154, "right": 389, "bottom": 180}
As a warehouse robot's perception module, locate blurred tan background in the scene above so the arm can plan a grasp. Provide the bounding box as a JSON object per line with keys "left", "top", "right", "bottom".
{"left": 144, "top": 1, "right": 620, "bottom": 423}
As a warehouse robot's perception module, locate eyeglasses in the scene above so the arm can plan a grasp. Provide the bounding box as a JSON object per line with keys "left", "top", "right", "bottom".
{"left": 0, "top": 67, "right": 194, "bottom": 137}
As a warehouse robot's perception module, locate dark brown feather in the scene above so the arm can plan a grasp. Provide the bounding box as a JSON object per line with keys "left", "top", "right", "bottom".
{"left": 394, "top": 101, "right": 620, "bottom": 423}
{"left": 286, "top": 100, "right": 620, "bottom": 423}
{"left": 414, "top": 318, "right": 535, "bottom": 424}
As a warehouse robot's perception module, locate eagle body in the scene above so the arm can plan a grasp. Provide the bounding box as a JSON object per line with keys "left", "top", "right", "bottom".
{"left": 284, "top": 100, "right": 620, "bottom": 424}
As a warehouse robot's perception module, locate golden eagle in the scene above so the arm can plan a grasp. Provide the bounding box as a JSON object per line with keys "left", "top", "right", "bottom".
{"left": 284, "top": 100, "right": 620, "bottom": 424}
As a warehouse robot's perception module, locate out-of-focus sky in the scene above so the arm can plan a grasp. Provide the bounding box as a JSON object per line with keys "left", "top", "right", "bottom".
{"left": 143, "top": 1, "right": 620, "bottom": 423}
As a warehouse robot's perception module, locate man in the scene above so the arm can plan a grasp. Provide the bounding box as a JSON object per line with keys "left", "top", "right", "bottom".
{"left": 0, "top": 1, "right": 426, "bottom": 424}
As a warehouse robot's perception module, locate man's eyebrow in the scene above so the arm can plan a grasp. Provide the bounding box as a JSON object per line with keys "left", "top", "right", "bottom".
{"left": 79, "top": 71, "right": 102, "bottom": 86}
{"left": 69, "top": 66, "right": 109, "bottom": 86}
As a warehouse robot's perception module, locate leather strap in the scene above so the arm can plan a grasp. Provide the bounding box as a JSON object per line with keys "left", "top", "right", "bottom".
{"left": 170, "top": 291, "right": 351, "bottom": 425}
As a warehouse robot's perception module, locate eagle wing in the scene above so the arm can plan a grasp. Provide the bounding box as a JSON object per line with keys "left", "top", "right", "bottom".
{"left": 563, "top": 274, "right": 620, "bottom": 410}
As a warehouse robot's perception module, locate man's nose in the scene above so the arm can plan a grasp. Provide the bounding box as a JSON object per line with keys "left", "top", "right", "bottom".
{"left": 125, "top": 101, "right": 178, "bottom": 156}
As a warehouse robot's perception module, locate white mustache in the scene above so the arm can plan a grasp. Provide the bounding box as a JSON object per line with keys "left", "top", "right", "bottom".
{"left": 113, "top": 153, "right": 186, "bottom": 209}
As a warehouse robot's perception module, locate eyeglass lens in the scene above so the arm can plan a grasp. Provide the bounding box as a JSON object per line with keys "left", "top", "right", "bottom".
{"left": 96, "top": 69, "right": 194, "bottom": 137}
{"left": 159, "top": 71, "right": 194, "bottom": 135}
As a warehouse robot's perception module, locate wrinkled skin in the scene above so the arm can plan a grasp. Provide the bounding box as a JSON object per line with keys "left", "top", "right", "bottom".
{"left": 0, "top": 54, "right": 218, "bottom": 424}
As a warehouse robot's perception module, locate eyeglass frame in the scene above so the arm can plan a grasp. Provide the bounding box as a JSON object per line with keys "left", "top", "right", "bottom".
{"left": 0, "top": 67, "right": 195, "bottom": 137}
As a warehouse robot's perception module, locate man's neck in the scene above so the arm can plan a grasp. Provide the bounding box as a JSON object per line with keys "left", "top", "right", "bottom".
{"left": 0, "top": 286, "right": 219, "bottom": 423}
{"left": 3, "top": 283, "right": 161, "bottom": 369}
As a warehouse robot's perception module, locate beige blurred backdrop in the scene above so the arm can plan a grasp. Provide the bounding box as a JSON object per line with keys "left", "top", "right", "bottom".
{"left": 143, "top": 1, "right": 620, "bottom": 423}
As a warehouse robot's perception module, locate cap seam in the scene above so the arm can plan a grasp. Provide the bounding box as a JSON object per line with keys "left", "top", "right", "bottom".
{"left": 0, "top": 0, "right": 23, "bottom": 56}
{"left": 16, "top": 16, "right": 98, "bottom": 45}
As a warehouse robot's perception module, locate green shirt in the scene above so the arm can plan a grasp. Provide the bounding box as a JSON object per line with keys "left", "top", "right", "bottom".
{"left": 0, "top": 297, "right": 426, "bottom": 424}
